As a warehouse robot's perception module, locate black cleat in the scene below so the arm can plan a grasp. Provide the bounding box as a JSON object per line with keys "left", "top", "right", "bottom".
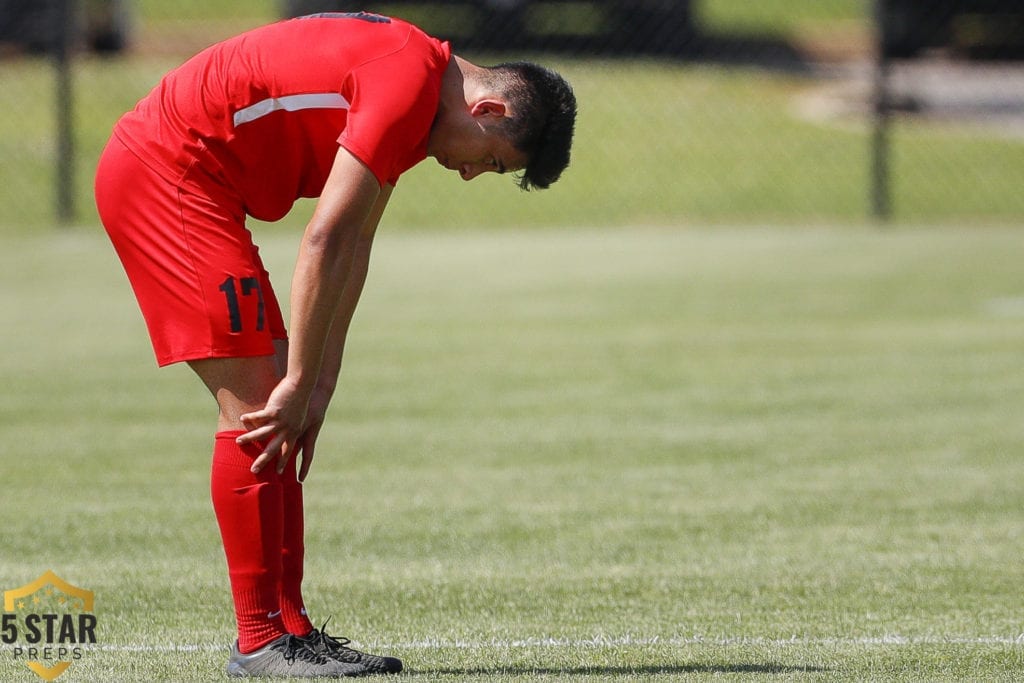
{"left": 227, "top": 633, "right": 367, "bottom": 677}
{"left": 302, "top": 621, "right": 403, "bottom": 675}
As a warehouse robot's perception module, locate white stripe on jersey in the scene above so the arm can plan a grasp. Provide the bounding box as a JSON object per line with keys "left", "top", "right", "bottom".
{"left": 233, "top": 93, "right": 350, "bottom": 127}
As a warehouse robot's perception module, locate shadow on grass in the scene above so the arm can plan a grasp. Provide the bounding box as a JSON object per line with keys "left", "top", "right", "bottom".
{"left": 423, "top": 663, "right": 827, "bottom": 676}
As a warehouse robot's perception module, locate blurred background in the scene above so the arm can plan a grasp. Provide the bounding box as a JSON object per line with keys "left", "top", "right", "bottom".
{"left": 1, "top": 0, "right": 1023, "bottom": 231}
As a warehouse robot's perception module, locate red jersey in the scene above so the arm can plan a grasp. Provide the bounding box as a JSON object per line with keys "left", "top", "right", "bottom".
{"left": 114, "top": 13, "right": 451, "bottom": 221}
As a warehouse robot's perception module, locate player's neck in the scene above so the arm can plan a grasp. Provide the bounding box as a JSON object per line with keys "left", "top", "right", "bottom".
{"left": 444, "top": 56, "right": 492, "bottom": 111}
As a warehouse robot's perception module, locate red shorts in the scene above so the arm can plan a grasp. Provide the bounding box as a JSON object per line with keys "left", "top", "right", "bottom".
{"left": 95, "top": 135, "right": 287, "bottom": 366}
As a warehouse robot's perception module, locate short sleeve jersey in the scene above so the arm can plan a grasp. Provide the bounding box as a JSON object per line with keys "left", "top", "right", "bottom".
{"left": 114, "top": 13, "right": 451, "bottom": 221}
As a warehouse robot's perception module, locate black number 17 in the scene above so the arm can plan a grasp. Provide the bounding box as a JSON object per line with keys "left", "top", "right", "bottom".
{"left": 219, "top": 276, "right": 265, "bottom": 333}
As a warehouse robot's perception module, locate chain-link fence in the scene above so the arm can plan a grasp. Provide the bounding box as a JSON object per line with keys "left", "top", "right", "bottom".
{"left": 2, "top": 0, "right": 1023, "bottom": 230}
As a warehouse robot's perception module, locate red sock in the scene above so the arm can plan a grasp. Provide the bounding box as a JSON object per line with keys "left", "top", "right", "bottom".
{"left": 211, "top": 431, "right": 288, "bottom": 653}
{"left": 280, "top": 459, "right": 315, "bottom": 636}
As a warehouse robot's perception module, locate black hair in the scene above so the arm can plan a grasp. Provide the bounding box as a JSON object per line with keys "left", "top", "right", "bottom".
{"left": 487, "top": 62, "right": 577, "bottom": 191}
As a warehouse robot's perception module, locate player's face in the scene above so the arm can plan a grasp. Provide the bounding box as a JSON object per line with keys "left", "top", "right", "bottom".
{"left": 427, "top": 100, "right": 528, "bottom": 182}
{"left": 433, "top": 132, "right": 527, "bottom": 182}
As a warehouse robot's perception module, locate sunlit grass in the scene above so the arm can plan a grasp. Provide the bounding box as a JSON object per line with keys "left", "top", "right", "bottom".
{"left": 3, "top": 225, "right": 1024, "bottom": 680}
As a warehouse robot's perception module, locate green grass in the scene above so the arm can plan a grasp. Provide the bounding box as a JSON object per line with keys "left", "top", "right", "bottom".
{"left": 697, "top": 0, "right": 865, "bottom": 36}
{"left": 4, "top": 3, "right": 1023, "bottom": 230}
{"left": 131, "top": 0, "right": 870, "bottom": 37}
{"left": 134, "top": 0, "right": 277, "bottom": 22}
{"left": 3, "top": 224, "right": 1024, "bottom": 681}
{"left": 4, "top": 53, "right": 1023, "bottom": 233}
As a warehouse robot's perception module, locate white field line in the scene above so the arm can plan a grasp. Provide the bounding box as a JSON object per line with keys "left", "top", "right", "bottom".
{"left": 8, "top": 634, "right": 1023, "bottom": 654}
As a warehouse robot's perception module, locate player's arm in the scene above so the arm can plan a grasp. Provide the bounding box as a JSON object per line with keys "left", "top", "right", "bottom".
{"left": 238, "top": 146, "right": 382, "bottom": 472}
{"left": 293, "top": 182, "right": 392, "bottom": 480}
{"left": 316, "top": 181, "right": 392, "bottom": 396}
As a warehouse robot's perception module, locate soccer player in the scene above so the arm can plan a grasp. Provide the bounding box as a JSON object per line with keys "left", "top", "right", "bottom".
{"left": 94, "top": 11, "right": 576, "bottom": 679}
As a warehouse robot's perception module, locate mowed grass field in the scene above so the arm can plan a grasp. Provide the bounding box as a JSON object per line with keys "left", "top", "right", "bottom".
{"left": 3, "top": 223, "right": 1024, "bottom": 681}
{"left": 4, "top": 0, "right": 1024, "bottom": 230}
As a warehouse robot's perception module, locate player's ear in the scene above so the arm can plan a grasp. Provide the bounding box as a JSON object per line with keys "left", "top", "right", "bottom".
{"left": 470, "top": 99, "right": 507, "bottom": 119}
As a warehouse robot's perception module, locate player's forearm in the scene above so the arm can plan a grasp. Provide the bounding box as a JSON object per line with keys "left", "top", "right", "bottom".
{"left": 284, "top": 149, "right": 384, "bottom": 400}
{"left": 313, "top": 185, "right": 391, "bottom": 397}
{"left": 313, "top": 238, "right": 371, "bottom": 396}
{"left": 285, "top": 223, "right": 361, "bottom": 397}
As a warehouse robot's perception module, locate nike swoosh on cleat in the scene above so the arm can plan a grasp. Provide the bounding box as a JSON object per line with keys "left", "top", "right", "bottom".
{"left": 267, "top": 610, "right": 282, "bottom": 618}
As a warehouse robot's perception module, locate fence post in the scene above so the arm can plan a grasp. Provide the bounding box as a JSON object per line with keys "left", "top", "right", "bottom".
{"left": 54, "top": 0, "right": 75, "bottom": 225}
{"left": 871, "top": 0, "right": 891, "bottom": 223}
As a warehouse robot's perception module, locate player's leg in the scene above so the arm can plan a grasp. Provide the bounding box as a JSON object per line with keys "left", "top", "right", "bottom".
{"left": 190, "top": 332, "right": 365, "bottom": 678}
{"left": 192, "top": 336, "right": 315, "bottom": 640}
{"left": 249, "top": 268, "right": 316, "bottom": 640}
{"left": 199, "top": 346, "right": 403, "bottom": 674}
{"left": 278, "top": 430, "right": 316, "bottom": 638}
{"left": 190, "top": 354, "right": 291, "bottom": 653}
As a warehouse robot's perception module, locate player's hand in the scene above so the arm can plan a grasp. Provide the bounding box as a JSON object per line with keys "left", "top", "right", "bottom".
{"left": 237, "top": 376, "right": 311, "bottom": 475}
{"left": 292, "top": 386, "right": 332, "bottom": 482}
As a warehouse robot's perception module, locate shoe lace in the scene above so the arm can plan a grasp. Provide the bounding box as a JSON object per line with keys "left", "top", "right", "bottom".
{"left": 313, "top": 618, "right": 365, "bottom": 664}
{"left": 277, "top": 634, "right": 331, "bottom": 666}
